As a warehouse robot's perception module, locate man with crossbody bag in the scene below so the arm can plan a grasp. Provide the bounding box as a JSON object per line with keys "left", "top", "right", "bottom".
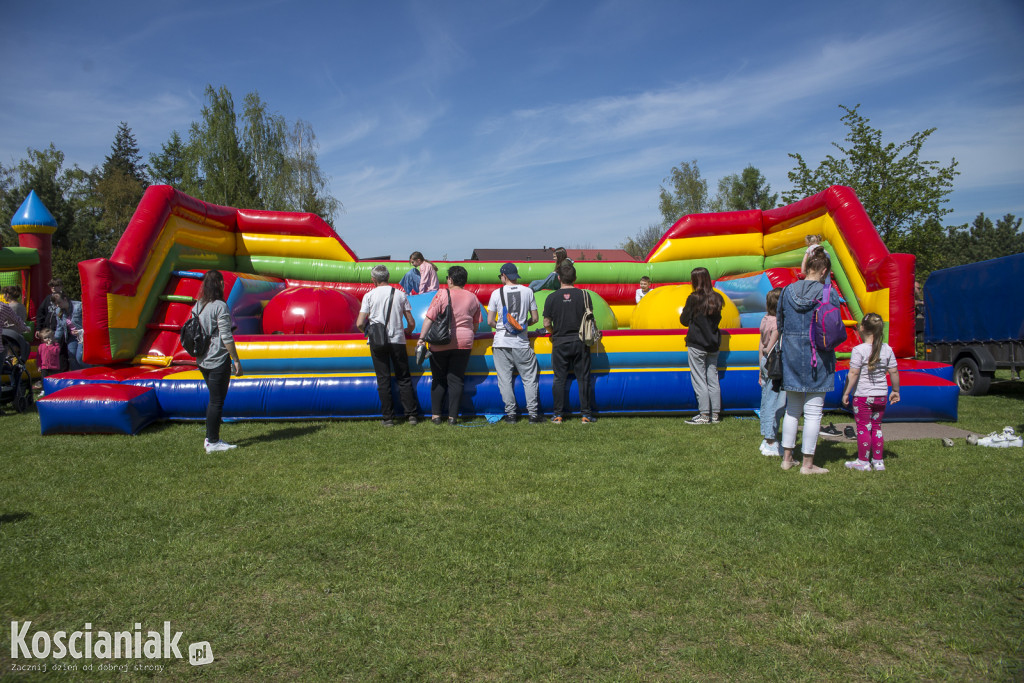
{"left": 357, "top": 265, "right": 422, "bottom": 426}
{"left": 486, "top": 263, "right": 542, "bottom": 423}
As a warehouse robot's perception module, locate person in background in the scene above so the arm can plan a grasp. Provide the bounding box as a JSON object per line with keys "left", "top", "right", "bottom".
{"left": 51, "top": 292, "right": 84, "bottom": 370}
{"left": 758, "top": 287, "right": 785, "bottom": 455}
{"left": 530, "top": 247, "right": 573, "bottom": 292}
{"left": 635, "top": 276, "right": 652, "bottom": 303}
{"left": 193, "top": 270, "right": 243, "bottom": 453}
{"left": 800, "top": 234, "right": 824, "bottom": 277}
{"left": 486, "top": 262, "right": 541, "bottom": 423}
{"left": 401, "top": 251, "right": 439, "bottom": 295}
{"left": 35, "top": 327, "right": 60, "bottom": 393}
{"left": 542, "top": 262, "right": 595, "bottom": 424}
{"left": 357, "top": 265, "right": 421, "bottom": 427}
{"left": 35, "top": 278, "right": 68, "bottom": 371}
{"left": 842, "top": 312, "right": 900, "bottom": 472}
{"left": 417, "top": 265, "right": 480, "bottom": 424}
{"left": 680, "top": 267, "right": 724, "bottom": 425}
{"left": 1, "top": 285, "right": 26, "bottom": 323}
{"left": 778, "top": 249, "right": 841, "bottom": 474}
{"left": 0, "top": 295, "right": 28, "bottom": 334}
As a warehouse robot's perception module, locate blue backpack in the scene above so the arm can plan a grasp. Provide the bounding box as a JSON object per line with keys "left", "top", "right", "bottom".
{"left": 810, "top": 277, "right": 846, "bottom": 367}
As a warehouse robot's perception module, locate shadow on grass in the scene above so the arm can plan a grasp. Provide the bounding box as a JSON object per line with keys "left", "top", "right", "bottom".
{"left": 234, "top": 424, "right": 327, "bottom": 446}
{"left": 0, "top": 512, "right": 32, "bottom": 525}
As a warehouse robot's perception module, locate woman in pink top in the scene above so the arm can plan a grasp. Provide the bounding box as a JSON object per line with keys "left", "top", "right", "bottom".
{"left": 417, "top": 265, "right": 481, "bottom": 424}
{"left": 410, "top": 251, "right": 439, "bottom": 293}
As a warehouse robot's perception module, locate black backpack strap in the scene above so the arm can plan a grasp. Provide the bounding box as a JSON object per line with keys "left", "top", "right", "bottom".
{"left": 383, "top": 287, "right": 395, "bottom": 332}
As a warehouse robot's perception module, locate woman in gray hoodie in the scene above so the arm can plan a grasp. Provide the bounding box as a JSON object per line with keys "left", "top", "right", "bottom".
{"left": 777, "top": 249, "right": 841, "bottom": 474}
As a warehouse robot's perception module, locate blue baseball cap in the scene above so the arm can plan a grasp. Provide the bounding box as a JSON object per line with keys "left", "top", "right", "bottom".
{"left": 499, "top": 263, "right": 519, "bottom": 280}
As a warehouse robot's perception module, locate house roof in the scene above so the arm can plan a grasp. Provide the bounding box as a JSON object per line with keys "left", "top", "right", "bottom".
{"left": 470, "top": 247, "right": 638, "bottom": 262}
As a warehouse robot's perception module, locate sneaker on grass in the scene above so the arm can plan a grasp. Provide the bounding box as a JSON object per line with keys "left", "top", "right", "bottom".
{"left": 685, "top": 414, "right": 711, "bottom": 425}
{"left": 845, "top": 459, "right": 871, "bottom": 472}
{"left": 204, "top": 439, "right": 237, "bottom": 453}
{"left": 871, "top": 459, "right": 886, "bottom": 471}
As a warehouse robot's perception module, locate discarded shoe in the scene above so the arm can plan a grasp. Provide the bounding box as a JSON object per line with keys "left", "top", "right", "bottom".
{"left": 844, "top": 426, "right": 856, "bottom": 439}
{"left": 821, "top": 423, "right": 841, "bottom": 436}
{"left": 976, "top": 427, "right": 1023, "bottom": 448}
{"left": 941, "top": 437, "right": 954, "bottom": 447}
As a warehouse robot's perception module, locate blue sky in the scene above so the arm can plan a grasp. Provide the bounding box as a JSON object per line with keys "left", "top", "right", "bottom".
{"left": 2, "top": 0, "right": 1022, "bottom": 259}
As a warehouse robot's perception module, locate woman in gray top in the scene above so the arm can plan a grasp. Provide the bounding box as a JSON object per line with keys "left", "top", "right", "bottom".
{"left": 193, "top": 270, "right": 243, "bottom": 453}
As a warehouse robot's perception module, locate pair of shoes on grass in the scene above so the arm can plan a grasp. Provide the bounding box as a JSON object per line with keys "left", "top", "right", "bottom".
{"left": 781, "top": 457, "right": 828, "bottom": 474}
{"left": 686, "top": 414, "right": 712, "bottom": 425}
{"left": 976, "top": 427, "right": 1023, "bottom": 448}
{"left": 845, "top": 459, "right": 886, "bottom": 471}
{"left": 759, "top": 439, "right": 780, "bottom": 456}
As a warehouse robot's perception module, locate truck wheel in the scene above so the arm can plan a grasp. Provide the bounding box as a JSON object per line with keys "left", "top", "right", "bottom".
{"left": 955, "top": 357, "right": 992, "bottom": 396}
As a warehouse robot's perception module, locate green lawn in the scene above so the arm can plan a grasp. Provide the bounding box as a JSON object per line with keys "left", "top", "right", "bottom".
{"left": 2, "top": 378, "right": 1022, "bottom": 681}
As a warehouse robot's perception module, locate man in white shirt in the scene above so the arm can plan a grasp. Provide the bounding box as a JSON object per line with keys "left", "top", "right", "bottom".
{"left": 487, "top": 263, "right": 541, "bottom": 423}
{"left": 357, "top": 265, "right": 422, "bottom": 426}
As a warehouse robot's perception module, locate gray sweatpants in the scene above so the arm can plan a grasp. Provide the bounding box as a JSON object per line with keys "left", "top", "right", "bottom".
{"left": 688, "top": 347, "right": 721, "bottom": 416}
{"left": 493, "top": 346, "right": 541, "bottom": 418}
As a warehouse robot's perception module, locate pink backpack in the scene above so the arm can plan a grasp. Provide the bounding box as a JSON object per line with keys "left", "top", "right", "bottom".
{"left": 810, "top": 277, "right": 846, "bottom": 367}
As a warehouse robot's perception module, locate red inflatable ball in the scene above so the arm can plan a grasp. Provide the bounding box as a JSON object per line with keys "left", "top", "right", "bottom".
{"left": 261, "top": 286, "right": 360, "bottom": 334}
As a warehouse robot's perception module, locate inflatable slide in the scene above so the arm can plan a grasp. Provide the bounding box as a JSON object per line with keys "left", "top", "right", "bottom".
{"left": 36, "top": 185, "right": 959, "bottom": 433}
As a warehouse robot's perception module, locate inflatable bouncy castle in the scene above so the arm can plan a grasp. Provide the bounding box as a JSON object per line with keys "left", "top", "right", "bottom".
{"left": 34, "top": 185, "right": 959, "bottom": 434}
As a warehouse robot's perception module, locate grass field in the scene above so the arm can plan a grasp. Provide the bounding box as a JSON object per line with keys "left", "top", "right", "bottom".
{"left": 2, "top": 376, "right": 1022, "bottom": 681}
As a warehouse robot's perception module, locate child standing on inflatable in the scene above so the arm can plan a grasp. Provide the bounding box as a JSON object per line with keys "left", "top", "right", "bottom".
{"left": 842, "top": 313, "right": 900, "bottom": 471}
{"left": 680, "top": 267, "right": 724, "bottom": 425}
{"left": 800, "top": 234, "right": 824, "bottom": 276}
{"left": 758, "top": 287, "right": 785, "bottom": 455}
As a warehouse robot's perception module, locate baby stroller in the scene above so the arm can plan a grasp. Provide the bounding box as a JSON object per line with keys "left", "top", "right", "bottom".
{"left": 1, "top": 329, "right": 33, "bottom": 413}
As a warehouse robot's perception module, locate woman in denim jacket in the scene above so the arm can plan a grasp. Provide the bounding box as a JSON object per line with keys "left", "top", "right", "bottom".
{"left": 777, "top": 249, "right": 841, "bottom": 474}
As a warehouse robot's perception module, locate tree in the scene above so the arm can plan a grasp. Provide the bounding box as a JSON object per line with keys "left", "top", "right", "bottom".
{"left": 784, "top": 104, "right": 960, "bottom": 244}
{"left": 0, "top": 145, "right": 99, "bottom": 296}
{"left": 185, "top": 85, "right": 260, "bottom": 207}
{"left": 944, "top": 213, "right": 1024, "bottom": 267}
{"left": 149, "top": 131, "right": 190, "bottom": 188}
{"left": 659, "top": 160, "right": 708, "bottom": 225}
{"left": 620, "top": 223, "right": 665, "bottom": 260}
{"left": 712, "top": 165, "right": 778, "bottom": 212}
{"left": 102, "top": 121, "right": 148, "bottom": 187}
{"left": 242, "top": 92, "right": 289, "bottom": 211}
{"left": 286, "top": 119, "right": 340, "bottom": 223}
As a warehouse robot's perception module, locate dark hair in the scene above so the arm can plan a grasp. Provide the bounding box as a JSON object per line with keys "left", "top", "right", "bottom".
{"left": 765, "top": 287, "right": 782, "bottom": 317}
{"left": 198, "top": 270, "right": 226, "bottom": 305}
{"left": 556, "top": 262, "right": 577, "bottom": 284}
{"left": 639, "top": 276, "right": 651, "bottom": 284}
{"left": 805, "top": 248, "right": 831, "bottom": 277}
{"left": 410, "top": 251, "right": 438, "bottom": 272}
{"left": 447, "top": 265, "right": 468, "bottom": 288}
{"left": 689, "top": 267, "right": 723, "bottom": 317}
{"left": 860, "top": 312, "right": 885, "bottom": 372}
{"left": 48, "top": 278, "right": 63, "bottom": 288}
{"left": 553, "top": 247, "right": 568, "bottom": 267}
{"left": 2, "top": 285, "right": 21, "bottom": 300}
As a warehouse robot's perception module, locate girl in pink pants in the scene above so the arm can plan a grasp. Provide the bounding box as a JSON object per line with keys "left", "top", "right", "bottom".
{"left": 841, "top": 313, "right": 901, "bottom": 471}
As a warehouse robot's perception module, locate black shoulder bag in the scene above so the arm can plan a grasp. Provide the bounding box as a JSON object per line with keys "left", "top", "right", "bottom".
{"left": 423, "top": 289, "right": 452, "bottom": 345}
{"left": 365, "top": 288, "right": 395, "bottom": 348}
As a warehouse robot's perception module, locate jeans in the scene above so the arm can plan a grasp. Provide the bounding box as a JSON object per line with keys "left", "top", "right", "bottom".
{"left": 781, "top": 391, "right": 825, "bottom": 456}
{"left": 429, "top": 348, "right": 472, "bottom": 417}
{"left": 853, "top": 395, "right": 888, "bottom": 461}
{"left": 551, "top": 340, "right": 592, "bottom": 418}
{"left": 759, "top": 378, "right": 786, "bottom": 440}
{"left": 493, "top": 346, "right": 541, "bottom": 417}
{"left": 199, "top": 358, "right": 232, "bottom": 442}
{"left": 370, "top": 342, "right": 420, "bottom": 420}
{"left": 688, "top": 347, "right": 720, "bottom": 416}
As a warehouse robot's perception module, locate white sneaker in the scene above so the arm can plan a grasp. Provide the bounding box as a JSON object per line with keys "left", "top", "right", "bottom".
{"left": 204, "top": 439, "right": 238, "bottom": 453}
{"left": 977, "top": 427, "right": 1023, "bottom": 448}
{"left": 759, "top": 440, "right": 780, "bottom": 456}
